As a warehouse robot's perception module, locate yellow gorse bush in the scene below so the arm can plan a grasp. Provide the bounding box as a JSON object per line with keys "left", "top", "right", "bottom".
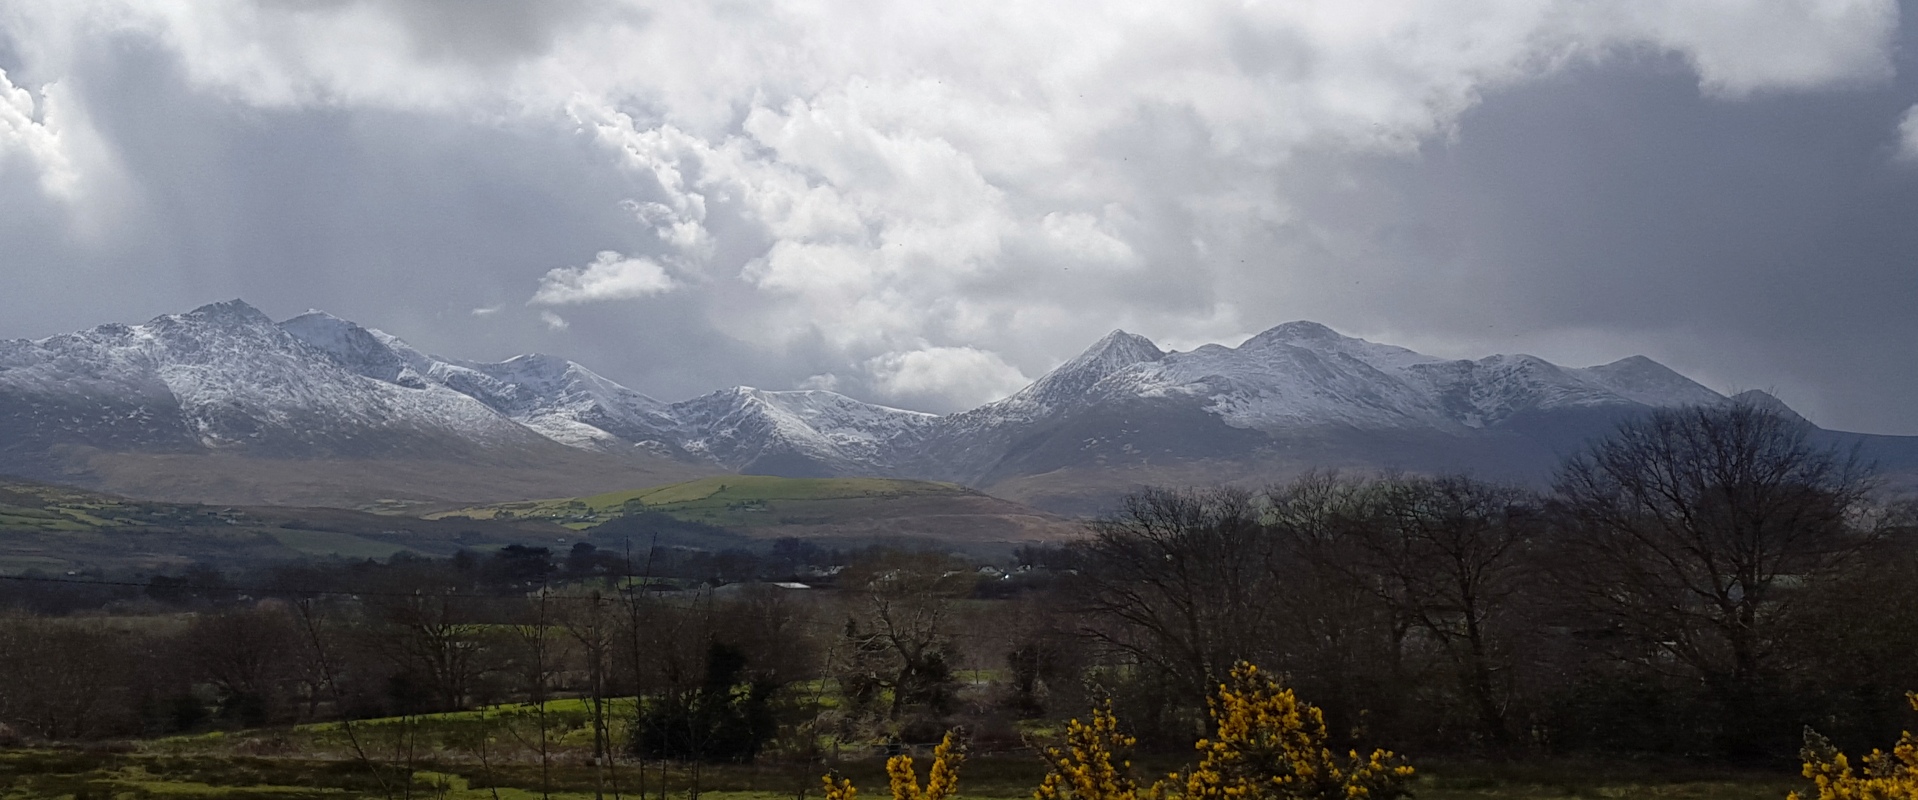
{"left": 1036, "top": 700, "right": 1166, "bottom": 800}
{"left": 892, "top": 733, "right": 966, "bottom": 800}
{"left": 1177, "top": 663, "right": 1413, "bottom": 800}
{"left": 823, "top": 775, "right": 860, "bottom": 800}
{"left": 824, "top": 732, "right": 966, "bottom": 800}
{"left": 1791, "top": 693, "right": 1918, "bottom": 800}
{"left": 1033, "top": 663, "right": 1412, "bottom": 800}
{"left": 827, "top": 664, "right": 1409, "bottom": 800}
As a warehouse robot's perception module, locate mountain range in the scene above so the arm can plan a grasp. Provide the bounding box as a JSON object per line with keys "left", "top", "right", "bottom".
{"left": 4, "top": 300, "right": 1914, "bottom": 513}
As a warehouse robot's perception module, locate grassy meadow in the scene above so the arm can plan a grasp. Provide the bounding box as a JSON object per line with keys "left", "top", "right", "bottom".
{"left": 427, "top": 475, "right": 1075, "bottom": 548}
{"left": 0, "top": 478, "right": 574, "bottom": 572}
{"left": 0, "top": 693, "right": 1806, "bottom": 800}
{"left": 431, "top": 476, "right": 979, "bottom": 530}
{"left": 0, "top": 741, "right": 1806, "bottom": 800}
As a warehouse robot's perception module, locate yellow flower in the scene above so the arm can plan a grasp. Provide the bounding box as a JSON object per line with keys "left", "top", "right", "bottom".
{"left": 823, "top": 775, "right": 859, "bottom": 800}
{"left": 1790, "top": 693, "right": 1918, "bottom": 800}
{"left": 1036, "top": 700, "right": 1162, "bottom": 800}
{"left": 1172, "top": 663, "right": 1413, "bottom": 800}
{"left": 823, "top": 732, "right": 966, "bottom": 800}
{"left": 1039, "top": 664, "right": 1411, "bottom": 800}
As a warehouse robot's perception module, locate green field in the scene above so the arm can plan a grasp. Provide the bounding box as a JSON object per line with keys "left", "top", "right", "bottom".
{"left": 0, "top": 676, "right": 1812, "bottom": 800}
{"left": 0, "top": 479, "right": 574, "bottom": 572}
{"left": 433, "top": 476, "right": 979, "bottom": 531}
{"left": 0, "top": 743, "right": 1805, "bottom": 800}
{"left": 0, "top": 473, "right": 1073, "bottom": 572}
{"left": 0, "top": 481, "right": 166, "bottom": 533}
{"left": 0, "top": 689, "right": 1792, "bottom": 800}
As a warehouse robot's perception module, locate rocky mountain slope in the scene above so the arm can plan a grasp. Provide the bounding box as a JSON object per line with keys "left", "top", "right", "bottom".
{"left": 4, "top": 300, "right": 1911, "bottom": 512}
{"left": 0, "top": 302, "right": 712, "bottom": 506}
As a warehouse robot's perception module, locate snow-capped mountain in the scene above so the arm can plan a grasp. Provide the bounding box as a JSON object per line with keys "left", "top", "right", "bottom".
{"left": 10, "top": 300, "right": 1905, "bottom": 511}
{"left": 0, "top": 301, "right": 544, "bottom": 462}
{"left": 1060, "top": 320, "right": 1726, "bottom": 435}
{"left": 280, "top": 310, "right": 684, "bottom": 454}
{"left": 887, "top": 320, "right": 1747, "bottom": 494}
{"left": 669, "top": 388, "right": 936, "bottom": 476}
{"left": 276, "top": 308, "right": 935, "bottom": 472}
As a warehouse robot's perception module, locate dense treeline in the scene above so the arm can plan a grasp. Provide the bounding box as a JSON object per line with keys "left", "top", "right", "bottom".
{"left": 0, "top": 401, "right": 1914, "bottom": 773}
{"left": 0, "top": 535, "right": 855, "bottom": 615}
{"left": 0, "top": 544, "right": 1064, "bottom": 756}
{"left": 1070, "top": 403, "right": 1918, "bottom": 761}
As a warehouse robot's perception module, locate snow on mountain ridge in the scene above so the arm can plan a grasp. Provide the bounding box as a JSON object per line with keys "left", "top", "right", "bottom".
{"left": 129, "top": 308, "right": 1741, "bottom": 443}
{"left": 280, "top": 312, "right": 683, "bottom": 453}
{"left": 1578, "top": 355, "right": 1724, "bottom": 408}
{"left": 1042, "top": 321, "right": 1732, "bottom": 435}
{"left": 960, "top": 329, "right": 1166, "bottom": 427}
{"left": 1106, "top": 326, "right": 1463, "bottom": 432}
{"left": 3, "top": 303, "right": 1747, "bottom": 484}
{"left": 280, "top": 311, "right": 430, "bottom": 388}
{"left": 3, "top": 300, "right": 537, "bottom": 453}
{"left": 666, "top": 387, "right": 935, "bottom": 472}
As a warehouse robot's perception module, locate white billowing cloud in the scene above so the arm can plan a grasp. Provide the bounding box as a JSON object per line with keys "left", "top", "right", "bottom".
{"left": 471, "top": 305, "right": 502, "bottom": 316}
{"left": 0, "top": 70, "right": 77, "bottom": 199}
{"left": 0, "top": 1, "right": 498, "bottom": 111}
{"left": 530, "top": 250, "right": 675, "bottom": 305}
{"left": 1595, "top": 0, "right": 1896, "bottom": 97}
{"left": 572, "top": 95, "right": 1025, "bottom": 356}
{"left": 1037, "top": 210, "right": 1140, "bottom": 270}
{"left": 863, "top": 346, "right": 1032, "bottom": 411}
{"left": 540, "top": 310, "right": 570, "bottom": 331}
{"left": 626, "top": 200, "right": 713, "bottom": 263}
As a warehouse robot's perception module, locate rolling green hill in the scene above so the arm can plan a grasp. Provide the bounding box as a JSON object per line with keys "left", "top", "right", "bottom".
{"left": 0, "top": 479, "right": 575, "bottom": 573}
{"left": 433, "top": 475, "right": 1082, "bottom": 548}
{"left": 0, "top": 474, "right": 1084, "bottom": 573}
{"left": 434, "top": 476, "right": 969, "bottom": 527}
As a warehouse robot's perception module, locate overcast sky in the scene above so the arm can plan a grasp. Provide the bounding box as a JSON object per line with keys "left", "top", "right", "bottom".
{"left": 3, "top": 1, "right": 1918, "bottom": 433}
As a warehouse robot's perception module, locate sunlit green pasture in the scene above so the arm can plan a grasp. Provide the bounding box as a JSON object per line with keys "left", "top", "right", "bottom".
{"left": 102, "top": 690, "right": 1807, "bottom": 800}
{"left": 431, "top": 475, "right": 975, "bottom": 530}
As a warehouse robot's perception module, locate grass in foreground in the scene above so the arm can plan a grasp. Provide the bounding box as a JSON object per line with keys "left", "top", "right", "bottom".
{"left": 0, "top": 749, "right": 1807, "bottom": 800}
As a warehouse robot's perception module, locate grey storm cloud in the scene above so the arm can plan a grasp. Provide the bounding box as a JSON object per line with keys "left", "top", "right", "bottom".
{"left": 1, "top": 0, "right": 1916, "bottom": 432}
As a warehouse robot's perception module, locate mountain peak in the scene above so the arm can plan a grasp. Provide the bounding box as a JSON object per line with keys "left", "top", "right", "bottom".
{"left": 1071, "top": 329, "right": 1165, "bottom": 366}
{"left": 279, "top": 309, "right": 427, "bottom": 387}
{"left": 1582, "top": 355, "right": 1724, "bottom": 408}
{"left": 975, "top": 329, "right": 1164, "bottom": 417}
{"left": 280, "top": 309, "right": 355, "bottom": 334}
{"left": 1240, "top": 320, "right": 1360, "bottom": 353}
{"left": 282, "top": 309, "right": 353, "bottom": 329}
{"left": 1256, "top": 320, "right": 1342, "bottom": 342}
{"left": 178, "top": 299, "right": 272, "bottom": 326}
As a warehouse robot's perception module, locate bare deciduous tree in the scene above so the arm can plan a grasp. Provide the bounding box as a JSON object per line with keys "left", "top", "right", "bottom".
{"left": 1341, "top": 476, "right": 1540, "bottom": 748}
{"left": 182, "top": 603, "right": 302, "bottom": 726}
{"left": 1551, "top": 402, "right": 1877, "bottom": 756}
{"left": 1072, "top": 487, "right": 1277, "bottom": 706}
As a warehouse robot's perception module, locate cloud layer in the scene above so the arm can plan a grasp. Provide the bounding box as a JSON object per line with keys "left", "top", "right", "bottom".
{"left": 1, "top": 0, "right": 1915, "bottom": 431}
{"left": 532, "top": 251, "right": 675, "bottom": 305}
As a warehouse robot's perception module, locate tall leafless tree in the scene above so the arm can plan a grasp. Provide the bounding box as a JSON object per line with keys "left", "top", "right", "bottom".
{"left": 1550, "top": 401, "right": 1878, "bottom": 756}
{"left": 1071, "top": 487, "right": 1284, "bottom": 713}
{"left": 1339, "top": 475, "right": 1541, "bottom": 748}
